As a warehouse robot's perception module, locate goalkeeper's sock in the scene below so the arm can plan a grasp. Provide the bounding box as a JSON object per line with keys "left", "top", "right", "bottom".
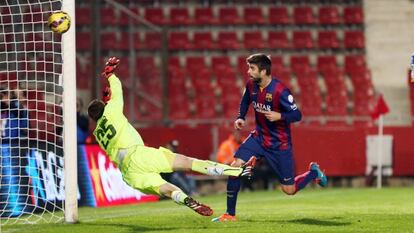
{"left": 226, "top": 176, "right": 241, "bottom": 216}
{"left": 171, "top": 190, "right": 188, "bottom": 205}
{"left": 191, "top": 159, "right": 242, "bottom": 177}
{"left": 294, "top": 170, "right": 318, "bottom": 193}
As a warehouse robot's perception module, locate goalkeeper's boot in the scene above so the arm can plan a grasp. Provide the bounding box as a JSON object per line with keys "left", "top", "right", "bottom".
{"left": 184, "top": 197, "right": 213, "bottom": 216}
{"left": 211, "top": 213, "right": 237, "bottom": 222}
{"left": 239, "top": 156, "right": 257, "bottom": 179}
{"left": 309, "top": 162, "right": 328, "bottom": 187}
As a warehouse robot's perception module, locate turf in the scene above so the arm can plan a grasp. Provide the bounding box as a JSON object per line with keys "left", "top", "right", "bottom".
{"left": 2, "top": 187, "right": 414, "bottom": 233}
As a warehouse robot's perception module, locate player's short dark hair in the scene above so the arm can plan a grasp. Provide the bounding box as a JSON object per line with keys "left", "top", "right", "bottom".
{"left": 247, "top": 53, "right": 272, "bottom": 75}
{"left": 88, "top": 99, "right": 105, "bottom": 121}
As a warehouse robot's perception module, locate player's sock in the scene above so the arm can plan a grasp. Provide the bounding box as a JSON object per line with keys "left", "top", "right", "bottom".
{"left": 294, "top": 170, "right": 318, "bottom": 193}
{"left": 226, "top": 176, "right": 241, "bottom": 216}
{"left": 191, "top": 159, "right": 242, "bottom": 177}
{"left": 171, "top": 190, "right": 188, "bottom": 205}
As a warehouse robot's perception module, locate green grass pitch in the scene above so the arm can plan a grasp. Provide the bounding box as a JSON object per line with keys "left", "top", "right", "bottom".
{"left": 2, "top": 188, "right": 414, "bottom": 233}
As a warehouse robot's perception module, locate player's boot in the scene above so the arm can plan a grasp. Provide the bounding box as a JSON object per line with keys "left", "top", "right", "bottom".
{"left": 239, "top": 156, "right": 257, "bottom": 179}
{"left": 211, "top": 213, "right": 237, "bottom": 222}
{"left": 184, "top": 197, "right": 213, "bottom": 216}
{"left": 309, "top": 162, "right": 328, "bottom": 187}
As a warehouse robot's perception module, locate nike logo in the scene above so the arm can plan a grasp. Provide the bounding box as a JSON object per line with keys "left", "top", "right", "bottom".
{"left": 207, "top": 167, "right": 224, "bottom": 175}
{"left": 252, "top": 92, "right": 257, "bottom": 95}
{"left": 283, "top": 177, "right": 292, "bottom": 181}
{"left": 213, "top": 167, "right": 223, "bottom": 175}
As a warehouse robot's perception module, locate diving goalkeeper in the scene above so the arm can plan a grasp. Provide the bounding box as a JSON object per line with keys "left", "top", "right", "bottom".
{"left": 87, "top": 57, "right": 256, "bottom": 216}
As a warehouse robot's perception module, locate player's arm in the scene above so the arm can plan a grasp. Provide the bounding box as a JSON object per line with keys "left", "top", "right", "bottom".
{"left": 101, "top": 57, "right": 123, "bottom": 110}
{"left": 107, "top": 74, "right": 123, "bottom": 107}
{"left": 235, "top": 84, "right": 251, "bottom": 130}
{"left": 237, "top": 84, "right": 251, "bottom": 120}
{"left": 278, "top": 89, "right": 302, "bottom": 123}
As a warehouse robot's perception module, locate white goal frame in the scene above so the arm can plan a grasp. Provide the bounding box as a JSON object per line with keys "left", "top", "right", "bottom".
{"left": 62, "top": 0, "right": 77, "bottom": 224}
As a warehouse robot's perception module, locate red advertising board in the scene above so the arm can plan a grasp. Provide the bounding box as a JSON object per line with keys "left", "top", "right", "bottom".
{"left": 84, "top": 145, "right": 158, "bottom": 207}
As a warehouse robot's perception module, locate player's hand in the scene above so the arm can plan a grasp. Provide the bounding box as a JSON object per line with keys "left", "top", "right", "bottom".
{"left": 234, "top": 118, "right": 245, "bottom": 130}
{"left": 264, "top": 111, "right": 282, "bottom": 122}
{"left": 102, "top": 57, "right": 120, "bottom": 79}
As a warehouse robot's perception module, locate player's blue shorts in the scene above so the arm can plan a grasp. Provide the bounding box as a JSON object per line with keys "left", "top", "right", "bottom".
{"left": 234, "top": 135, "right": 295, "bottom": 185}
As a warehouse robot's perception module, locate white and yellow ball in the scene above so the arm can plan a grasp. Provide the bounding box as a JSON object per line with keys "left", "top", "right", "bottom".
{"left": 48, "top": 11, "right": 71, "bottom": 34}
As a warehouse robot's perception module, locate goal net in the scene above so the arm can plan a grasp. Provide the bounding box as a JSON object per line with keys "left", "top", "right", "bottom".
{"left": 0, "top": 0, "right": 77, "bottom": 224}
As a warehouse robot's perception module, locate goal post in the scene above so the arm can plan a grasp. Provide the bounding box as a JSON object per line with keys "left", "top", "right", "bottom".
{"left": 62, "top": 0, "right": 78, "bottom": 224}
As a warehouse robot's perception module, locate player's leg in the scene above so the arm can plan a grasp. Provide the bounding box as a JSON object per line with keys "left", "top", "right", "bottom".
{"left": 124, "top": 172, "right": 213, "bottom": 216}
{"left": 211, "top": 158, "right": 244, "bottom": 222}
{"left": 160, "top": 182, "right": 213, "bottom": 216}
{"left": 268, "top": 150, "right": 327, "bottom": 195}
{"left": 172, "top": 152, "right": 255, "bottom": 178}
{"left": 212, "top": 136, "right": 262, "bottom": 222}
{"left": 265, "top": 150, "right": 307, "bottom": 195}
{"left": 285, "top": 162, "right": 328, "bottom": 194}
{"left": 134, "top": 144, "right": 256, "bottom": 213}
{"left": 122, "top": 147, "right": 213, "bottom": 216}
{"left": 262, "top": 150, "right": 297, "bottom": 195}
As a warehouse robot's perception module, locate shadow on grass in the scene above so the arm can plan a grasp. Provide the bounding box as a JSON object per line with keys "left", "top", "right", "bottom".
{"left": 246, "top": 217, "right": 351, "bottom": 227}
{"left": 81, "top": 222, "right": 178, "bottom": 232}
{"left": 286, "top": 218, "right": 351, "bottom": 226}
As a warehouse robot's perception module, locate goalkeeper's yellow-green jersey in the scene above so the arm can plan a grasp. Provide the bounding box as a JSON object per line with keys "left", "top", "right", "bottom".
{"left": 92, "top": 74, "right": 144, "bottom": 166}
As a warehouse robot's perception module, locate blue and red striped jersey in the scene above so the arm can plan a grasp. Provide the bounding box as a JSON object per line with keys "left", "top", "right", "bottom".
{"left": 238, "top": 78, "right": 302, "bottom": 150}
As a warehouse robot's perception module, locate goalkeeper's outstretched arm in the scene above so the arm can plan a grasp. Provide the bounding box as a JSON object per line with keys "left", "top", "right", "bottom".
{"left": 107, "top": 74, "right": 123, "bottom": 109}
{"left": 88, "top": 57, "right": 123, "bottom": 122}
{"left": 102, "top": 57, "right": 123, "bottom": 111}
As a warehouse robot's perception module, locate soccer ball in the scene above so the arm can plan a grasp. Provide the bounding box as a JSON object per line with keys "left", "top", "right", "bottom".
{"left": 48, "top": 11, "right": 71, "bottom": 34}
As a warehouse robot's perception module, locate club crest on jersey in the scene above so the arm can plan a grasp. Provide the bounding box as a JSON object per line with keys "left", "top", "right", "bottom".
{"left": 265, "top": 93, "right": 273, "bottom": 102}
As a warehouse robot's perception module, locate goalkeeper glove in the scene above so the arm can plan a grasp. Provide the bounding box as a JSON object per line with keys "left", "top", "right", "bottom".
{"left": 102, "top": 57, "right": 120, "bottom": 79}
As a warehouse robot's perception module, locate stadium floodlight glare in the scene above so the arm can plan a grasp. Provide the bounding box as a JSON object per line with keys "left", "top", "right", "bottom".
{"left": 0, "top": 0, "right": 77, "bottom": 224}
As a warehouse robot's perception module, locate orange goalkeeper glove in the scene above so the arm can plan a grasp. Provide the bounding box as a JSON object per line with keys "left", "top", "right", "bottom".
{"left": 102, "top": 57, "right": 120, "bottom": 79}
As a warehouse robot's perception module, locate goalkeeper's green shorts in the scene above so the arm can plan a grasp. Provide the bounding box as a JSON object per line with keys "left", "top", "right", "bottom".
{"left": 121, "top": 145, "right": 175, "bottom": 195}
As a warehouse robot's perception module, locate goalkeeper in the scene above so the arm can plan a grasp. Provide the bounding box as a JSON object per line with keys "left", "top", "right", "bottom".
{"left": 87, "top": 57, "right": 256, "bottom": 217}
